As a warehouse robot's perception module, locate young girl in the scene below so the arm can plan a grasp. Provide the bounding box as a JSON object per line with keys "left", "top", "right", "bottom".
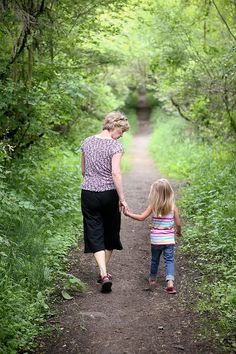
{"left": 124, "top": 179, "right": 181, "bottom": 294}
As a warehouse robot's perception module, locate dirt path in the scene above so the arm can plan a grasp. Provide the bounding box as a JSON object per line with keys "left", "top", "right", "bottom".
{"left": 35, "top": 103, "right": 220, "bottom": 354}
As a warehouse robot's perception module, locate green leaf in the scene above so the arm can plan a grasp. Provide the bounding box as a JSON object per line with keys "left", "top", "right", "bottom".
{"left": 61, "top": 290, "right": 73, "bottom": 300}
{"left": 64, "top": 275, "right": 86, "bottom": 292}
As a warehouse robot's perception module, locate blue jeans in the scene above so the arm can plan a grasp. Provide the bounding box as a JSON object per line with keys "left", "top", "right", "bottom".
{"left": 150, "top": 244, "right": 175, "bottom": 281}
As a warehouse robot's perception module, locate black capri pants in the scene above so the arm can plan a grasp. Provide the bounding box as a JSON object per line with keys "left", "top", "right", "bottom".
{"left": 81, "top": 189, "right": 123, "bottom": 253}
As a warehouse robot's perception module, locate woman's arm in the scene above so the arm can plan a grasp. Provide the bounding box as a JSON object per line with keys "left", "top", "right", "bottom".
{"left": 124, "top": 206, "right": 152, "bottom": 221}
{"left": 174, "top": 206, "right": 182, "bottom": 237}
{"left": 112, "top": 153, "right": 126, "bottom": 207}
{"left": 81, "top": 153, "right": 85, "bottom": 177}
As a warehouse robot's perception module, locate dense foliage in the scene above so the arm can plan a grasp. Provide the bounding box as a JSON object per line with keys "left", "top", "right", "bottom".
{"left": 150, "top": 108, "right": 236, "bottom": 350}
{"left": 150, "top": 0, "right": 236, "bottom": 138}
{"left": 0, "top": 0, "right": 130, "bottom": 158}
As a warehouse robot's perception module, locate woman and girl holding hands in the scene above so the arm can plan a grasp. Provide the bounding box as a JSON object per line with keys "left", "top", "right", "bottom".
{"left": 80, "top": 111, "right": 182, "bottom": 294}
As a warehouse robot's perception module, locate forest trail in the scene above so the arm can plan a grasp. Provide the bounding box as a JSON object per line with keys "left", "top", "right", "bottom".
{"left": 35, "top": 96, "right": 220, "bottom": 354}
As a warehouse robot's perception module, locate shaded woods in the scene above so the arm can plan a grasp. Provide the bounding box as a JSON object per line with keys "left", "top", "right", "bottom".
{"left": 0, "top": 1, "right": 235, "bottom": 353}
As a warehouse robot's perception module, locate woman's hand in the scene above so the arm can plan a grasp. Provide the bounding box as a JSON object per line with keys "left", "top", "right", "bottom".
{"left": 119, "top": 200, "right": 129, "bottom": 214}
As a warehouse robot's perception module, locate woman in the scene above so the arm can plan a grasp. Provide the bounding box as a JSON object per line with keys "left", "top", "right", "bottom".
{"left": 80, "top": 111, "right": 129, "bottom": 293}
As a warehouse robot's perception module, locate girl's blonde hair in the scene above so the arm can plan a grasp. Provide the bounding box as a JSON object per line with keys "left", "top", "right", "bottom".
{"left": 103, "top": 111, "right": 130, "bottom": 132}
{"left": 149, "top": 179, "right": 175, "bottom": 216}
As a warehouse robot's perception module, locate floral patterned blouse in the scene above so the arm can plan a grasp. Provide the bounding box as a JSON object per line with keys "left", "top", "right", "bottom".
{"left": 80, "top": 136, "right": 123, "bottom": 192}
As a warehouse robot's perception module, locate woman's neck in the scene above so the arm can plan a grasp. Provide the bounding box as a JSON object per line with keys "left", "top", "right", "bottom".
{"left": 96, "top": 130, "right": 112, "bottom": 139}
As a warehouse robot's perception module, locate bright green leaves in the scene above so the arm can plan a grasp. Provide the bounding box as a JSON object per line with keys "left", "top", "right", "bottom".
{"left": 61, "top": 274, "right": 86, "bottom": 300}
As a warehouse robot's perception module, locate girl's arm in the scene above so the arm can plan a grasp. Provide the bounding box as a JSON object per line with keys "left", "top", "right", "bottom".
{"left": 81, "top": 153, "right": 85, "bottom": 177}
{"left": 174, "top": 206, "right": 182, "bottom": 237}
{"left": 112, "top": 153, "right": 128, "bottom": 209}
{"left": 124, "top": 206, "right": 152, "bottom": 221}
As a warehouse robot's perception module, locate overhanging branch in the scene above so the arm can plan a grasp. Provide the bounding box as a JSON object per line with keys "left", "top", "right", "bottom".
{"left": 170, "top": 97, "right": 192, "bottom": 122}
{"left": 212, "top": 0, "right": 236, "bottom": 41}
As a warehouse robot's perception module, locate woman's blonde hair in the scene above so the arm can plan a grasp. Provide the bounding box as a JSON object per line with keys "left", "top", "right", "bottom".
{"left": 148, "top": 179, "right": 175, "bottom": 216}
{"left": 103, "top": 111, "right": 130, "bottom": 132}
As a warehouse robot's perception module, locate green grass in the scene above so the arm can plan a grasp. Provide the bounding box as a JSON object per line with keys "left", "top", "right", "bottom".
{"left": 150, "top": 108, "right": 206, "bottom": 179}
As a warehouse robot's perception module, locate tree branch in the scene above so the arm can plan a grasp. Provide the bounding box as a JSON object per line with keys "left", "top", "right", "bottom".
{"left": 212, "top": 0, "right": 236, "bottom": 41}
{"left": 170, "top": 97, "right": 192, "bottom": 122}
{"left": 9, "top": 0, "right": 46, "bottom": 65}
{"left": 222, "top": 76, "right": 236, "bottom": 133}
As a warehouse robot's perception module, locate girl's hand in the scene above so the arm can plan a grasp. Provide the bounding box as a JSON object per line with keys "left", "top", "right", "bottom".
{"left": 123, "top": 208, "right": 130, "bottom": 216}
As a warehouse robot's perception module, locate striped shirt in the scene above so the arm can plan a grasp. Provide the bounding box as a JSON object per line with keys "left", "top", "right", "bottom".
{"left": 150, "top": 212, "right": 175, "bottom": 245}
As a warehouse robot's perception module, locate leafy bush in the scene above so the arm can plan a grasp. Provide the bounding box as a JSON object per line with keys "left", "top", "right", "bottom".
{"left": 0, "top": 120, "right": 93, "bottom": 353}
{"left": 125, "top": 90, "right": 160, "bottom": 111}
{"left": 125, "top": 90, "right": 140, "bottom": 109}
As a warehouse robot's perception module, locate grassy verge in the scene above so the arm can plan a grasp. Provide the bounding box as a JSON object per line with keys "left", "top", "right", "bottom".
{"left": 149, "top": 108, "right": 236, "bottom": 351}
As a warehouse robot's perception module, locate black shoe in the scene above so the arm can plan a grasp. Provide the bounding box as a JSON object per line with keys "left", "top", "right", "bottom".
{"left": 100, "top": 275, "right": 112, "bottom": 293}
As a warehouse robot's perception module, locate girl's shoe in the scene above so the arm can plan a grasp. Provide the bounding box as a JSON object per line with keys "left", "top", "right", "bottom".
{"left": 165, "top": 286, "right": 177, "bottom": 294}
{"left": 97, "top": 273, "right": 112, "bottom": 284}
{"left": 100, "top": 275, "right": 112, "bottom": 293}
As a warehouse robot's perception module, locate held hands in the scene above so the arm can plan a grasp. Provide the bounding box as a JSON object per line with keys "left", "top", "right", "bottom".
{"left": 119, "top": 200, "right": 129, "bottom": 214}
{"left": 123, "top": 207, "right": 131, "bottom": 216}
